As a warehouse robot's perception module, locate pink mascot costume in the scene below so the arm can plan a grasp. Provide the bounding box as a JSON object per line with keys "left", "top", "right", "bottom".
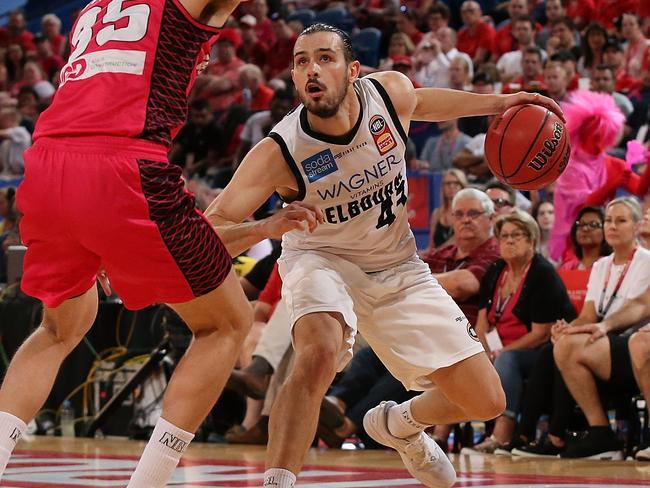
{"left": 550, "top": 90, "right": 647, "bottom": 262}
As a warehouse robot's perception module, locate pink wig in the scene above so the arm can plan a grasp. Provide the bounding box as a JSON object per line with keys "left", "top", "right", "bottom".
{"left": 563, "top": 90, "right": 625, "bottom": 153}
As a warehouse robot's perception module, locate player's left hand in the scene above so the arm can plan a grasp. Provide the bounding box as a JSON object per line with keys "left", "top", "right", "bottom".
{"left": 505, "top": 92, "right": 565, "bottom": 123}
{"left": 565, "top": 322, "right": 608, "bottom": 344}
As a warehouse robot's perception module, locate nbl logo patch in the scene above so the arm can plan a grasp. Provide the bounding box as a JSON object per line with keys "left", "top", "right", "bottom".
{"left": 369, "top": 115, "right": 397, "bottom": 155}
{"left": 301, "top": 149, "right": 339, "bottom": 183}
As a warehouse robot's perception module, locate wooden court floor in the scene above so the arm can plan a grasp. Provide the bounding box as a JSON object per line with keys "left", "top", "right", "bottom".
{"left": 2, "top": 436, "right": 648, "bottom": 487}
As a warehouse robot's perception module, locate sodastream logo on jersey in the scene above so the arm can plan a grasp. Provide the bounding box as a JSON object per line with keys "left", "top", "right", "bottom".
{"left": 301, "top": 149, "right": 339, "bottom": 183}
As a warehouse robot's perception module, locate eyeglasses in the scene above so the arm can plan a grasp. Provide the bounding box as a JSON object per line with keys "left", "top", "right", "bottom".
{"left": 452, "top": 209, "right": 485, "bottom": 220}
{"left": 575, "top": 221, "right": 603, "bottom": 230}
{"left": 491, "top": 198, "right": 513, "bottom": 209}
{"left": 498, "top": 230, "right": 528, "bottom": 242}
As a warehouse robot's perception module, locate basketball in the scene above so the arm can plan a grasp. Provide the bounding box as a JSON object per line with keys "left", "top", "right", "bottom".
{"left": 484, "top": 104, "right": 571, "bottom": 190}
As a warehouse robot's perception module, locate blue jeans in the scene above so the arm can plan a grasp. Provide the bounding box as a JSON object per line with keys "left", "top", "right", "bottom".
{"left": 493, "top": 348, "right": 542, "bottom": 418}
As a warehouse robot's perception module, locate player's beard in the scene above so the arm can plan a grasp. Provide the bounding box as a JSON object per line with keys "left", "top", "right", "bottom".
{"left": 302, "top": 73, "right": 350, "bottom": 119}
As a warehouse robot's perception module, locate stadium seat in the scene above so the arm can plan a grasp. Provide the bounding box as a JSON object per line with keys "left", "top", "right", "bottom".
{"left": 287, "top": 8, "right": 316, "bottom": 29}
{"left": 314, "top": 7, "right": 355, "bottom": 33}
{"left": 352, "top": 27, "right": 381, "bottom": 68}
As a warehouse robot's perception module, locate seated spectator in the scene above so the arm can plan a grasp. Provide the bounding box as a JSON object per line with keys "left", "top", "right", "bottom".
{"left": 447, "top": 56, "right": 472, "bottom": 91}
{"left": 484, "top": 181, "right": 518, "bottom": 215}
{"left": 620, "top": 13, "right": 650, "bottom": 83}
{"left": 417, "top": 3, "right": 452, "bottom": 48}
{"left": 40, "top": 13, "right": 67, "bottom": 58}
{"left": 11, "top": 62, "right": 56, "bottom": 103}
{"left": 550, "top": 49, "right": 580, "bottom": 92}
{"left": 414, "top": 28, "right": 473, "bottom": 88}
{"left": 4, "top": 44, "right": 26, "bottom": 89}
{"left": 378, "top": 33, "right": 415, "bottom": 72}
{"left": 319, "top": 188, "right": 501, "bottom": 449}
{"left": 0, "top": 107, "right": 31, "bottom": 176}
{"left": 577, "top": 22, "right": 608, "bottom": 77}
{"left": 420, "top": 120, "right": 471, "bottom": 173}
{"left": 466, "top": 209, "right": 574, "bottom": 454}
{"left": 458, "top": 72, "right": 493, "bottom": 137}
{"left": 237, "top": 15, "right": 269, "bottom": 68}
{"left": 590, "top": 65, "right": 634, "bottom": 118}
{"left": 453, "top": 126, "right": 491, "bottom": 183}
{"left": 0, "top": 10, "right": 35, "bottom": 53}
{"left": 0, "top": 65, "right": 8, "bottom": 93}
{"left": 553, "top": 197, "right": 650, "bottom": 459}
{"left": 536, "top": 0, "right": 566, "bottom": 51}
{"left": 457, "top": 1, "right": 496, "bottom": 66}
{"left": 493, "top": 0, "right": 537, "bottom": 59}
{"left": 532, "top": 199, "right": 554, "bottom": 263}
{"left": 263, "top": 17, "right": 298, "bottom": 80}
{"left": 423, "top": 169, "right": 468, "bottom": 251}
{"left": 202, "top": 30, "right": 245, "bottom": 112}
{"left": 558, "top": 207, "right": 611, "bottom": 313}
{"left": 34, "top": 35, "right": 65, "bottom": 83}
{"left": 247, "top": 0, "right": 276, "bottom": 47}
{"left": 502, "top": 47, "right": 546, "bottom": 93}
{"left": 603, "top": 38, "right": 641, "bottom": 95}
{"left": 391, "top": 56, "right": 421, "bottom": 87}
{"left": 545, "top": 17, "right": 581, "bottom": 61}
{"left": 396, "top": 8, "right": 424, "bottom": 47}
{"left": 641, "top": 208, "right": 650, "bottom": 249}
{"left": 16, "top": 86, "right": 39, "bottom": 132}
{"left": 235, "top": 64, "right": 275, "bottom": 112}
{"left": 543, "top": 61, "right": 570, "bottom": 103}
{"left": 498, "top": 16, "right": 545, "bottom": 83}
{"left": 169, "top": 98, "right": 225, "bottom": 177}
{"left": 235, "top": 88, "right": 295, "bottom": 167}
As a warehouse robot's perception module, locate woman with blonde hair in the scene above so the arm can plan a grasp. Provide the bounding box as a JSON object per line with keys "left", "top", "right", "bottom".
{"left": 425, "top": 168, "right": 467, "bottom": 251}
{"left": 378, "top": 32, "right": 415, "bottom": 71}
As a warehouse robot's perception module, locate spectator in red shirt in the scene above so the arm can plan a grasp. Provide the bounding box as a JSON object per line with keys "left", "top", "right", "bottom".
{"left": 0, "top": 10, "right": 35, "bottom": 53}
{"left": 263, "top": 18, "right": 297, "bottom": 80}
{"left": 236, "top": 64, "right": 275, "bottom": 111}
{"left": 396, "top": 9, "right": 424, "bottom": 47}
{"left": 565, "top": 0, "right": 596, "bottom": 30}
{"left": 249, "top": 0, "right": 276, "bottom": 47}
{"left": 40, "top": 14, "right": 67, "bottom": 58}
{"left": 502, "top": 46, "right": 547, "bottom": 93}
{"left": 237, "top": 15, "right": 269, "bottom": 68}
{"left": 603, "top": 38, "right": 641, "bottom": 94}
{"left": 457, "top": 1, "right": 496, "bottom": 66}
{"left": 201, "top": 31, "right": 246, "bottom": 112}
{"left": 493, "top": 0, "right": 536, "bottom": 59}
{"left": 620, "top": 12, "right": 650, "bottom": 82}
{"left": 34, "top": 36, "right": 65, "bottom": 83}
{"left": 550, "top": 50, "right": 580, "bottom": 92}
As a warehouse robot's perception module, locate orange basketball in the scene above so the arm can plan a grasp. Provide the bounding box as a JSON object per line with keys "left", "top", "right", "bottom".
{"left": 484, "top": 104, "right": 571, "bottom": 190}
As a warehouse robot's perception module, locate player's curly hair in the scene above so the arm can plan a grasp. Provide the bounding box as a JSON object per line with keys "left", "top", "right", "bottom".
{"left": 298, "top": 23, "right": 356, "bottom": 64}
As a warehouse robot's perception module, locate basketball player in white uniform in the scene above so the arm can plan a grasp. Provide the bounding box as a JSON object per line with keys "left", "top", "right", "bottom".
{"left": 206, "top": 24, "right": 563, "bottom": 488}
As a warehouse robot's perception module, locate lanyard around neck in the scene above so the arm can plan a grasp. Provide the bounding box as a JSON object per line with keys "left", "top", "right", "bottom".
{"left": 597, "top": 248, "right": 636, "bottom": 320}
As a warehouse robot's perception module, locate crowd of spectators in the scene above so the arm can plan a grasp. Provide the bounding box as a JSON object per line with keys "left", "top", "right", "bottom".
{"left": 1, "top": 0, "right": 650, "bottom": 463}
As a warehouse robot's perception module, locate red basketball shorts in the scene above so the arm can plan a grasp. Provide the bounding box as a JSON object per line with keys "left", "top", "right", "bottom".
{"left": 17, "top": 137, "right": 231, "bottom": 310}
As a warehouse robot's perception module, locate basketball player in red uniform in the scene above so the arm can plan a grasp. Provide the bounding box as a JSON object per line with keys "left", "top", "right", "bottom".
{"left": 0, "top": 1, "right": 320, "bottom": 487}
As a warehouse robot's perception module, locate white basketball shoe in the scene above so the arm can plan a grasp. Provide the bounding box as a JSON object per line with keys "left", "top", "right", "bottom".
{"left": 363, "top": 401, "right": 457, "bottom": 488}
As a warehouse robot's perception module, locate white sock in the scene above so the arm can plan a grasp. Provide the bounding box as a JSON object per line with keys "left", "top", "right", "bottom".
{"left": 127, "top": 417, "right": 194, "bottom": 488}
{"left": 263, "top": 468, "right": 296, "bottom": 487}
{"left": 0, "top": 412, "right": 26, "bottom": 476}
{"left": 387, "top": 399, "right": 431, "bottom": 439}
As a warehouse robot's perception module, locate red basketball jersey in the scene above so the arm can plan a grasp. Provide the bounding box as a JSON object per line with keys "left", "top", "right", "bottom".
{"left": 35, "top": 0, "right": 219, "bottom": 149}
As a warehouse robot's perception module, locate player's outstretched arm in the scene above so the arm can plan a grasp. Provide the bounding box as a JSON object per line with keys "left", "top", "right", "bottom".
{"left": 371, "top": 71, "right": 564, "bottom": 123}
{"left": 204, "top": 138, "right": 324, "bottom": 257}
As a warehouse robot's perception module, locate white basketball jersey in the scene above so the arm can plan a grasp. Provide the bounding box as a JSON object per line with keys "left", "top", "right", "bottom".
{"left": 270, "top": 77, "right": 416, "bottom": 272}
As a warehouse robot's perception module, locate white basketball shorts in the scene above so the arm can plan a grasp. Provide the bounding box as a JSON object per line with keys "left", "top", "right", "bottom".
{"left": 278, "top": 250, "right": 485, "bottom": 390}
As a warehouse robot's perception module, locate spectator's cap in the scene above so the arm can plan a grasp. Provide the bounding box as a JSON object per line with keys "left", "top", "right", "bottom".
{"left": 472, "top": 72, "right": 493, "bottom": 85}
{"left": 240, "top": 14, "right": 257, "bottom": 27}
{"left": 392, "top": 55, "right": 413, "bottom": 68}
{"left": 217, "top": 28, "right": 242, "bottom": 48}
{"left": 603, "top": 38, "right": 623, "bottom": 52}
